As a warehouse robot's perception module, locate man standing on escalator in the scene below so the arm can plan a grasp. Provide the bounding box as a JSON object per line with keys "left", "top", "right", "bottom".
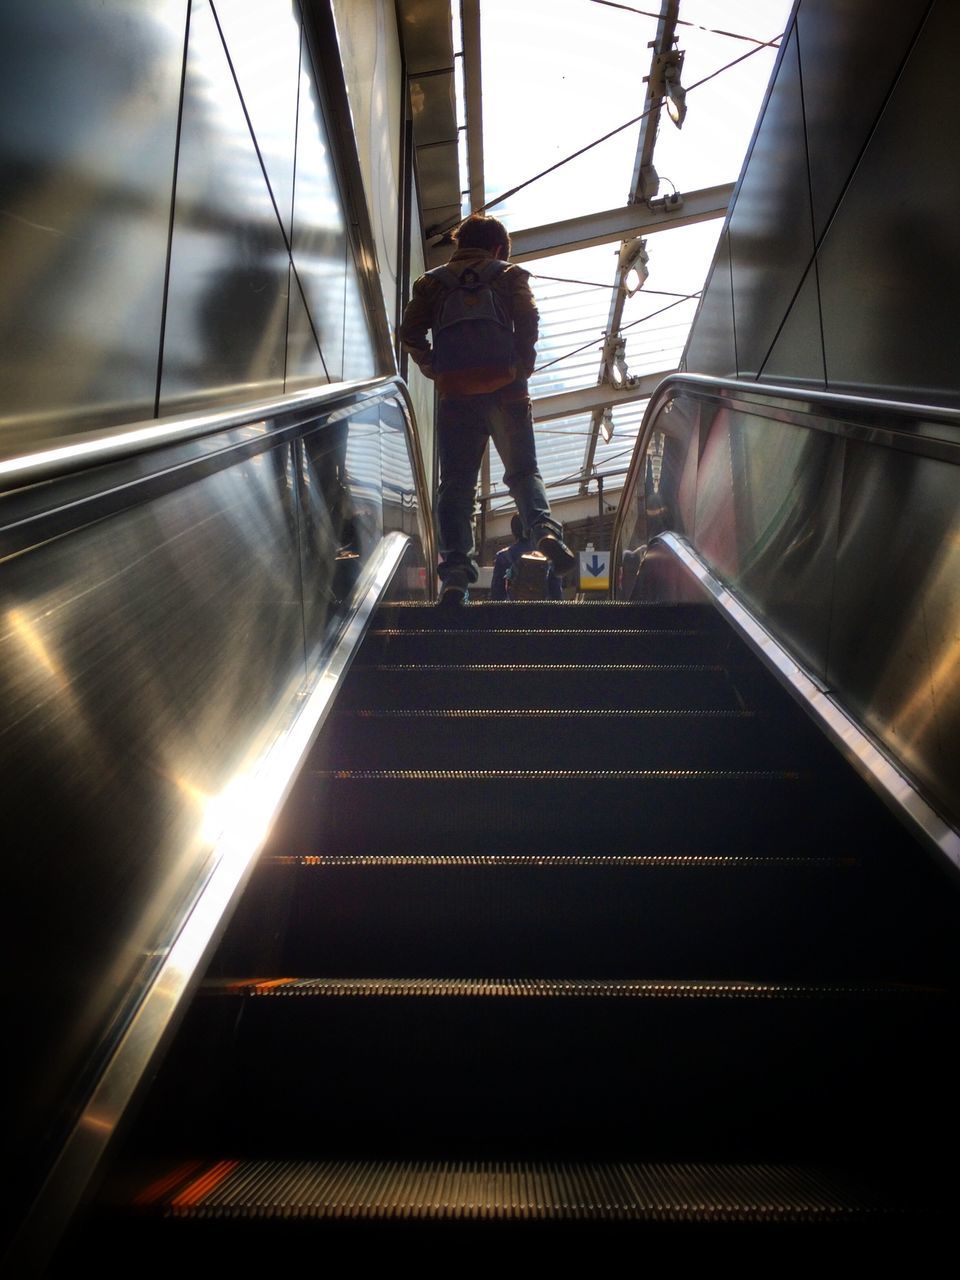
{"left": 399, "top": 213, "right": 576, "bottom": 605}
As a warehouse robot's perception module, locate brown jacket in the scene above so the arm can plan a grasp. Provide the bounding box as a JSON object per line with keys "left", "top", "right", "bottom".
{"left": 399, "top": 247, "right": 539, "bottom": 398}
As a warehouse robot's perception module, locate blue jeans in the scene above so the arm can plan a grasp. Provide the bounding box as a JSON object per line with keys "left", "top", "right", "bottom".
{"left": 436, "top": 393, "right": 562, "bottom": 584}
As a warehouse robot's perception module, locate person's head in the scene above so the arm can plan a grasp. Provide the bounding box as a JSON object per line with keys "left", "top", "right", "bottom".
{"left": 510, "top": 514, "right": 524, "bottom": 541}
{"left": 453, "top": 213, "right": 511, "bottom": 260}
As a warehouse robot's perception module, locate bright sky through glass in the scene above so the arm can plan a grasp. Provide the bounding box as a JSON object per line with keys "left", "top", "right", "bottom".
{"left": 473, "top": 0, "right": 795, "bottom": 503}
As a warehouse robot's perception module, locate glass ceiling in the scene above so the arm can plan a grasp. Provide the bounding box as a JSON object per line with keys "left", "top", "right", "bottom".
{"left": 459, "top": 0, "right": 795, "bottom": 506}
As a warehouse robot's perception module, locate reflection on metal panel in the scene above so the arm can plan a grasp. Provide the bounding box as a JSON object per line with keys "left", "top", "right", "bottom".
{"left": 381, "top": 397, "right": 421, "bottom": 543}
{"left": 406, "top": 199, "right": 435, "bottom": 493}
{"left": 3, "top": 440, "right": 305, "bottom": 1234}
{"left": 342, "top": 249, "right": 378, "bottom": 380}
{"left": 728, "top": 26, "right": 815, "bottom": 380}
{"left": 683, "top": 232, "right": 736, "bottom": 377}
{"left": 796, "top": 0, "right": 930, "bottom": 242}
{"left": 285, "top": 267, "right": 329, "bottom": 389}
{"left": 331, "top": 0, "right": 403, "bottom": 328}
{"left": 760, "top": 263, "right": 826, "bottom": 388}
{"left": 291, "top": 37, "right": 351, "bottom": 382}
{"left": 408, "top": 70, "right": 457, "bottom": 146}
{"left": 2, "top": 382, "right": 428, "bottom": 1248}
{"left": 159, "top": 0, "right": 289, "bottom": 414}
{"left": 0, "top": 0, "right": 186, "bottom": 454}
{"left": 297, "top": 422, "right": 354, "bottom": 651}
{"left": 818, "top": 3, "right": 960, "bottom": 403}
{"left": 696, "top": 404, "right": 842, "bottom": 679}
{"left": 210, "top": 0, "right": 301, "bottom": 238}
{"left": 691, "top": 407, "right": 736, "bottom": 574}
{"left": 616, "top": 374, "right": 960, "bottom": 842}
{"left": 831, "top": 439, "right": 960, "bottom": 822}
{"left": 617, "top": 394, "right": 699, "bottom": 565}
{"left": 417, "top": 141, "right": 462, "bottom": 218}
{"left": 342, "top": 402, "right": 384, "bottom": 555}
{"left": 399, "top": 0, "right": 455, "bottom": 73}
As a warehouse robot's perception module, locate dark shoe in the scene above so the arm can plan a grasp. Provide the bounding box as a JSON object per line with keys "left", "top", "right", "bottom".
{"left": 536, "top": 532, "right": 576, "bottom": 576}
{"left": 438, "top": 568, "right": 470, "bottom": 605}
{"left": 507, "top": 551, "right": 551, "bottom": 600}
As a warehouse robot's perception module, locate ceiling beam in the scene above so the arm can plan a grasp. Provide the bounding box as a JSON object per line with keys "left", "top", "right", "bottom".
{"left": 507, "top": 182, "right": 735, "bottom": 262}
{"left": 580, "top": 2, "right": 680, "bottom": 489}
{"left": 460, "top": 0, "right": 484, "bottom": 213}
{"left": 532, "top": 370, "right": 672, "bottom": 423}
{"left": 630, "top": 0, "right": 679, "bottom": 204}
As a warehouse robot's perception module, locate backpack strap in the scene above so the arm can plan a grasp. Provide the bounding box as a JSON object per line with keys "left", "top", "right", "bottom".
{"left": 426, "top": 260, "right": 515, "bottom": 288}
{"left": 425, "top": 266, "right": 461, "bottom": 289}
{"left": 478, "top": 260, "right": 512, "bottom": 283}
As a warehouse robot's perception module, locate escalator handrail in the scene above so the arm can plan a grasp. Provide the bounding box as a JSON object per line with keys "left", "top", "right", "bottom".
{"left": 0, "top": 374, "right": 414, "bottom": 487}
{"left": 0, "top": 372, "right": 437, "bottom": 600}
{"left": 611, "top": 372, "right": 960, "bottom": 595}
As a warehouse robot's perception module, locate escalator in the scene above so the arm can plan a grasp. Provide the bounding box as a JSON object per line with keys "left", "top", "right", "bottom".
{"left": 52, "top": 583, "right": 960, "bottom": 1261}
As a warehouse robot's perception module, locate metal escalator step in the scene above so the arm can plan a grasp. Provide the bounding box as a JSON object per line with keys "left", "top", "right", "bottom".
{"left": 336, "top": 665, "right": 744, "bottom": 711}
{"left": 353, "top": 663, "right": 725, "bottom": 671}
{"left": 312, "top": 707, "right": 825, "bottom": 772}
{"left": 97, "top": 1156, "right": 940, "bottom": 1224}
{"left": 201, "top": 977, "right": 941, "bottom": 1000}
{"left": 273, "top": 771, "right": 873, "bottom": 857}
{"left": 122, "top": 975, "right": 956, "bottom": 1162}
{"left": 271, "top": 853, "right": 845, "bottom": 867}
{"left": 337, "top": 707, "right": 753, "bottom": 717}
{"left": 309, "top": 768, "right": 800, "bottom": 781}
{"left": 367, "top": 627, "right": 716, "bottom": 636}
{"left": 357, "top": 628, "right": 733, "bottom": 665}
{"left": 374, "top": 602, "right": 724, "bottom": 630}
{"left": 221, "top": 850, "right": 955, "bottom": 984}
{"left": 222, "top": 850, "right": 955, "bottom": 984}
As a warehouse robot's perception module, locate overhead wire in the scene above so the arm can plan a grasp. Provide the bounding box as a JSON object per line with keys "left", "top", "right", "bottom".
{"left": 533, "top": 291, "right": 699, "bottom": 373}
{"left": 460, "top": 11, "right": 783, "bottom": 504}
{"left": 621, "top": 291, "right": 699, "bottom": 332}
{"left": 531, "top": 273, "right": 695, "bottom": 298}
{"left": 588, "top": 1, "right": 781, "bottom": 48}
{"left": 431, "top": 30, "right": 782, "bottom": 238}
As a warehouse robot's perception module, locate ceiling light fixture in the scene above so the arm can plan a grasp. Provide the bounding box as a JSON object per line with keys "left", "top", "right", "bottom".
{"left": 619, "top": 238, "right": 649, "bottom": 297}
{"left": 600, "top": 407, "right": 614, "bottom": 444}
{"left": 604, "top": 336, "right": 629, "bottom": 388}
{"left": 647, "top": 48, "right": 687, "bottom": 130}
{"left": 663, "top": 50, "right": 687, "bottom": 128}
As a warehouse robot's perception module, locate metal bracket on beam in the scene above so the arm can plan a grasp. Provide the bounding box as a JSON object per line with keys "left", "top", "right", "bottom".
{"left": 531, "top": 370, "right": 673, "bottom": 423}
{"left": 508, "top": 183, "right": 735, "bottom": 262}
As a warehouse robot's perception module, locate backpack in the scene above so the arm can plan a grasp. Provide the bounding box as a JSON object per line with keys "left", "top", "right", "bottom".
{"left": 426, "top": 260, "right": 517, "bottom": 390}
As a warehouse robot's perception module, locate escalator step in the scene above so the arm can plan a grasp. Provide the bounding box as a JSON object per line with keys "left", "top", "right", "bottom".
{"left": 203, "top": 976, "right": 941, "bottom": 1000}
{"left": 336, "top": 665, "right": 743, "bottom": 711}
{"left": 372, "top": 601, "right": 724, "bottom": 631}
{"left": 123, "top": 974, "right": 954, "bottom": 1161}
{"left": 357, "top": 627, "right": 735, "bottom": 665}
{"left": 274, "top": 770, "right": 873, "bottom": 856}
{"left": 311, "top": 708, "right": 827, "bottom": 772}
{"left": 271, "top": 852, "right": 850, "bottom": 867}
{"left": 218, "top": 850, "right": 955, "bottom": 983}
{"left": 91, "top": 1156, "right": 942, "bottom": 1225}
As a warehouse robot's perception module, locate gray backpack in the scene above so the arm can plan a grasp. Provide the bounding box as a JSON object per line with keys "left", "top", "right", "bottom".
{"left": 426, "top": 260, "right": 516, "bottom": 381}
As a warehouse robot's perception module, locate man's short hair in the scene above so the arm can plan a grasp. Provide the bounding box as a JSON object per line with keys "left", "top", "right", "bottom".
{"left": 453, "top": 214, "right": 511, "bottom": 259}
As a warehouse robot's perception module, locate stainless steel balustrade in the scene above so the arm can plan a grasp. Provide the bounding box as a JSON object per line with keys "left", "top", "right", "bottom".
{"left": 2, "top": 374, "right": 433, "bottom": 1268}
{"left": 612, "top": 373, "right": 960, "bottom": 865}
